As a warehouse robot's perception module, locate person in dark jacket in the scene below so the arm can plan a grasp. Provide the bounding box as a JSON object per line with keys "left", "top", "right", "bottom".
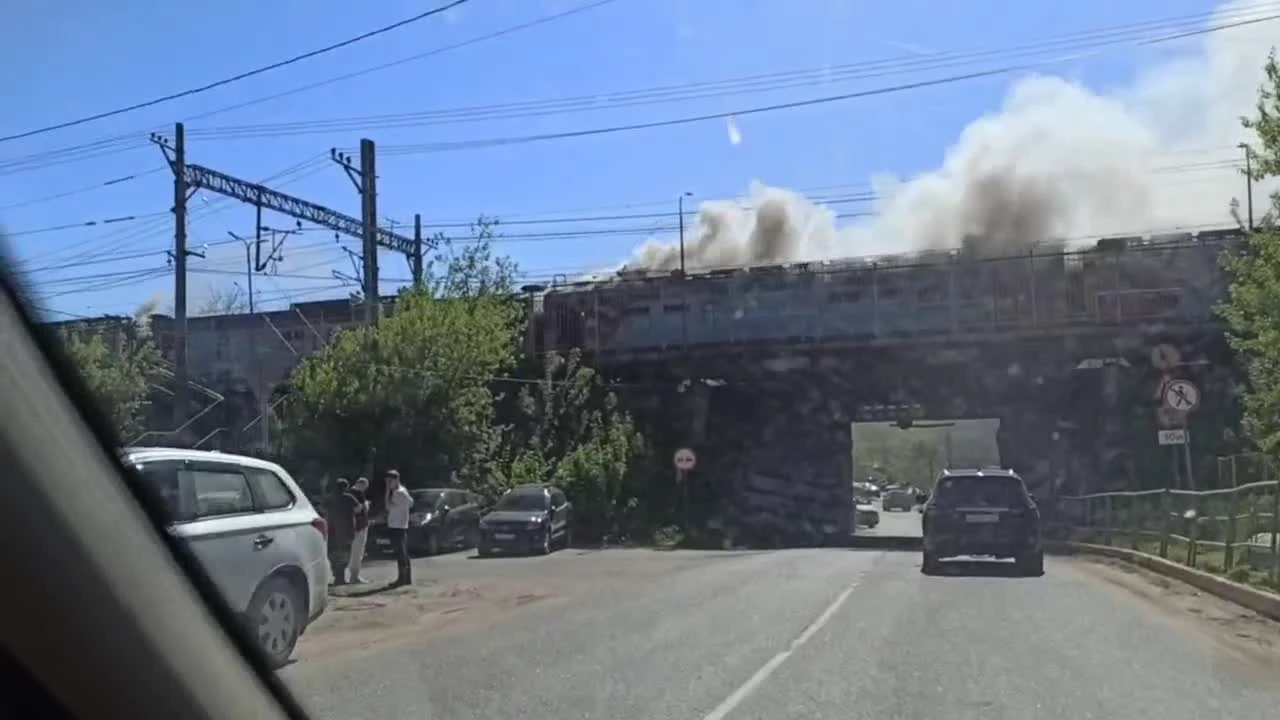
{"left": 326, "top": 478, "right": 359, "bottom": 585}
{"left": 347, "top": 477, "right": 372, "bottom": 584}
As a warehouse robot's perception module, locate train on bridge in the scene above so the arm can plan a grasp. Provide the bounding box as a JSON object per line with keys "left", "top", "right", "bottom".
{"left": 535, "top": 228, "right": 1242, "bottom": 356}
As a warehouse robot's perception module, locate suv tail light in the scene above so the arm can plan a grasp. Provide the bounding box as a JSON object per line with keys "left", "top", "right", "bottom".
{"left": 310, "top": 517, "right": 328, "bottom": 538}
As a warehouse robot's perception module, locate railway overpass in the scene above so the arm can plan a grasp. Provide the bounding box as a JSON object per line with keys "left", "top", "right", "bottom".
{"left": 534, "top": 228, "right": 1242, "bottom": 543}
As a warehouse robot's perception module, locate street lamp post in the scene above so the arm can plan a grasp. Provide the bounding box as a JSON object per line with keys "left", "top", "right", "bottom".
{"left": 227, "top": 231, "right": 256, "bottom": 313}
{"left": 1239, "top": 142, "right": 1255, "bottom": 231}
{"left": 678, "top": 191, "right": 693, "bottom": 275}
{"left": 677, "top": 192, "right": 693, "bottom": 350}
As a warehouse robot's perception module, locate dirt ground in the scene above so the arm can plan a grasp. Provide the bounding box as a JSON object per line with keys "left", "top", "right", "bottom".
{"left": 295, "top": 577, "right": 565, "bottom": 661}
{"left": 294, "top": 548, "right": 747, "bottom": 662}
{"left": 1071, "top": 555, "right": 1280, "bottom": 687}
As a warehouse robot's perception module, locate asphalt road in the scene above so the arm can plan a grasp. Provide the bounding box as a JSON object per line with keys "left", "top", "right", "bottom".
{"left": 282, "top": 546, "right": 1280, "bottom": 720}
{"left": 860, "top": 501, "right": 923, "bottom": 538}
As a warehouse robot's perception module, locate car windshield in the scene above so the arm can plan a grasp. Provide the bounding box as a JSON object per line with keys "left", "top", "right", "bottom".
{"left": 494, "top": 492, "right": 548, "bottom": 512}
{"left": 933, "top": 476, "right": 1027, "bottom": 508}
{"left": 411, "top": 490, "right": 443, "bottom": 512}
{"left": 17, "top": 8, "right": 1280, "bottom": 718}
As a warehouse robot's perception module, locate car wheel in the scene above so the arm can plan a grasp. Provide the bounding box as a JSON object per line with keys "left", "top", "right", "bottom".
{"left": 538, "top": 528, "right": 552, "bottom": 555}
{"left": 423, "top": 531, "right": 440, "bottom": 556}
{"left": 1017, "top": 551, "right": 1045, "bottom": 577}
{"left": 921, "top": 551, "right": 941, "bottom": 576}
{"left": 246, "top": 575, "right": 302, "bottom": 670}
{"left": 561, "top": 526, "right": 573, "bottom": 549}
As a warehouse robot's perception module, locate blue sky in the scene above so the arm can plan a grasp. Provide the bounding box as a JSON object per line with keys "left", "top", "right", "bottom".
{"left": 0, "top": 0, "right": 1216, "bottom": 319}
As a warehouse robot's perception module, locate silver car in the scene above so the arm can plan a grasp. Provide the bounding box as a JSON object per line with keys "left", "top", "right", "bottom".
{"left": 122, "top": 447, "right": 329, "bottom": 668}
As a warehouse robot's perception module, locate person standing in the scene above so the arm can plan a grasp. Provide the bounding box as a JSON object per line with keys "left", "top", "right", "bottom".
{"left": 326, "top": 478, "right": 359, "bottom": 585}
{"left": 384, "top": 469, "right": 413, "bottom": 586}
{"left": 347, "top": 477, "right": 372, "bottom": 584}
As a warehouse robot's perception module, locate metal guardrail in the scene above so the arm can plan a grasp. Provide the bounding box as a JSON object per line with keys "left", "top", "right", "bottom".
{"left": 1053, "top": 480, "right": 1280, "bottom": 585}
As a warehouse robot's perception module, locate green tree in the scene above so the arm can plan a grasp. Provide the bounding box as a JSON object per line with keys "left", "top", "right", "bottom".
{"left": 280, "top": 220, "right": 524, "bottom": 483}
{"left": 1219, "top": 51, "right": 1280, "bottom": 451}
{"left": 492, "top": 350, "right": 649, "bottom": 538}
{"left": 60, "top": 313, "right": 161, "bottom": 441}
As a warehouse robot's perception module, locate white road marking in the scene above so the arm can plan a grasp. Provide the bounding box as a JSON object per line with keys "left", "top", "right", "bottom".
{"left": 701, "top": 580, "right": 859, "bottom": 720}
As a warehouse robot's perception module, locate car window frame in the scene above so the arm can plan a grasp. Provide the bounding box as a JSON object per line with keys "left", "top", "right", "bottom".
{"left": 242, "top": 465, "right": 298, "bottom": 513}
{"left": 184, "top": 460, "right": 257, "bottom": 520}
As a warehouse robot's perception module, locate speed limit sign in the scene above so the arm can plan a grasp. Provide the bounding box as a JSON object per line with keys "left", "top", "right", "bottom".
{"left": 673, "top": 447, "right": 696, "bottom": 472}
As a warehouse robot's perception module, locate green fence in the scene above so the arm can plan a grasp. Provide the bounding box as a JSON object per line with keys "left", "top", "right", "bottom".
{"left": 1053, "top": 454, "right": 1279, "bottom": 589}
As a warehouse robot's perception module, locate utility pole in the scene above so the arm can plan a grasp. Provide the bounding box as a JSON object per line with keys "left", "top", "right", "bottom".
{"left": 151, "top": 136, "right": 417, "bottom": 450}
{"left": 332, "top": 139, "right": 382, "bottom": 325}
{"left": 151, "top": 123, "right": 197, "bottom": 435}
{"left": 412, "top": 214, "right": 424, "bottom": 287}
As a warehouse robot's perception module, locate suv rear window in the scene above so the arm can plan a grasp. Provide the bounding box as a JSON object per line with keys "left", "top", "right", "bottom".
{"left": 932, "top": 475, "right": 1028, "bottom": 509}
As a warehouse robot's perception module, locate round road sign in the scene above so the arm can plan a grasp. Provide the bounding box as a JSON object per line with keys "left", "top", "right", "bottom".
{"left": 673, "top": 447, "right": 697, "bottom": 472}
{"left": 1162, "top": 379, "right": 1200, "bottom": 412}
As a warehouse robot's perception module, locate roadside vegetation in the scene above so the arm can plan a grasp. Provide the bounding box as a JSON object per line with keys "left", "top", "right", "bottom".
{"left": 58, "top": 221, "right": 673, "bottom": 544}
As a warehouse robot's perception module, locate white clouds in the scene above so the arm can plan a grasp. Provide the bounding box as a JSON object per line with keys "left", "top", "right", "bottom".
{"left": 627, "top": 1, "right": 1278, "bottom": 271}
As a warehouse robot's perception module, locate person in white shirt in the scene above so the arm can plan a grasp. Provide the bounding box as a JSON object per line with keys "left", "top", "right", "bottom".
{"left": 384, "top": 469, "right": 413, "bottom": 586}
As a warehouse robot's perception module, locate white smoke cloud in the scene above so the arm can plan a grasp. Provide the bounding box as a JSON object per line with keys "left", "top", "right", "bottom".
{"left": 626, "top": 0, "right": 1279, "bottom": 272}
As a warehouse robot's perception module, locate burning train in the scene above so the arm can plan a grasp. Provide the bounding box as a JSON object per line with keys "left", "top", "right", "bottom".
{"left": 533, "top": 228, "right": 1242, "bottom": 356}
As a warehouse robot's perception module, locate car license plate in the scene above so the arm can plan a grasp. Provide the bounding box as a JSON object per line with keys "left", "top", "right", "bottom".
{"left": 965, "top": 514, "right": 999, "bottom": 523}
{"left": 493, "top": 532, "right": 515, "bottom": 540}
{"left": 375, "top": 537, "right": 390, "bottom": 546}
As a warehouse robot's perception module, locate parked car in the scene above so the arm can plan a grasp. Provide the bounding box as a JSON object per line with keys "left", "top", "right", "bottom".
{"left": 882, "top": 488, "right": 917, "bottom": 512}
{"left": 477, "top": 484, "right": 572, "bottom": 556}
{"left": 854, "top": 503, "right": 880, "bottom": 529}
{"left": 122, "top": 447, "right": 328, "bottom": 669}
{"left": 368, "top": 487, "right": 482, "bottom": 556}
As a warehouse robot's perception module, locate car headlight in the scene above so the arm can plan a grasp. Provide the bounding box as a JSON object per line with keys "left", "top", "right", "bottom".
{"left": 409, "top": 512, "right": 432, "bottom": 525}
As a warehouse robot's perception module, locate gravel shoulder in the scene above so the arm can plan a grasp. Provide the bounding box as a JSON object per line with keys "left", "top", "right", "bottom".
{"left": 294, "top": 547, "right": 767, "bottom": 663}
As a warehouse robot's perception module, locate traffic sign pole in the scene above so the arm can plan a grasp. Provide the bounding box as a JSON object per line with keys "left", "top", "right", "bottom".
{"left": 673, "top": 448, "right": 696, "bottom": 536}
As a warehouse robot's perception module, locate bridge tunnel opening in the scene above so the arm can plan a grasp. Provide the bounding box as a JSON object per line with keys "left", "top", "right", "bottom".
{"left": 851, "top": 417, "right": 1001, "bottom": 537}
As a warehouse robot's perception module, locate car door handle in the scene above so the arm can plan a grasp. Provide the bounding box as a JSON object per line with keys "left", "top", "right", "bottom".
{"left": 252, "top": 534, "right": 274, "bottom": 550}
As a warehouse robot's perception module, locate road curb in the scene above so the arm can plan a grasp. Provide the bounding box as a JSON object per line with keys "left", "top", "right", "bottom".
{"left": 1048, "top": 540, "right": 1280, "bottom": 623}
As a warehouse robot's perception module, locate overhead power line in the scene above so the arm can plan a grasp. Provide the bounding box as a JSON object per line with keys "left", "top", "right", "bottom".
{"left": 191, "top": 3, "right": 1280, "bottom": 141}
{"left": 182, "top": 0, "right": 625, "bottom": 127}
{"left": 5, "top": 212, "right": 171, "bottom": 239}
{"left": 0, "top": 167, "right": 167, "bottom": 211}
{"left": 3, "top": 154, "right": 1242, "bottom": 248}
{"left": 374, "top": 11, "right": 1280, "bottom": 157}
{"left": 0, "top": 0, "right": 472, "bottom": 144}
{"left": 0, "top": 0, "right": 610, "bottom": 175}
{"left": 0, "top": 5, "right": 1267, "bottom": 179}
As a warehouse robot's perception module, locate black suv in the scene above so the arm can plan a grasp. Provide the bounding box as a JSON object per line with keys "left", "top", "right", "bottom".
{"left": 368, "top": 487, "right": 482, "bottom": 556}
{"left": 920, "top": 468, "right": 1044, "bottom": 576}
{"left": 477, "top": 484, "right": 572, "bottom": 556}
